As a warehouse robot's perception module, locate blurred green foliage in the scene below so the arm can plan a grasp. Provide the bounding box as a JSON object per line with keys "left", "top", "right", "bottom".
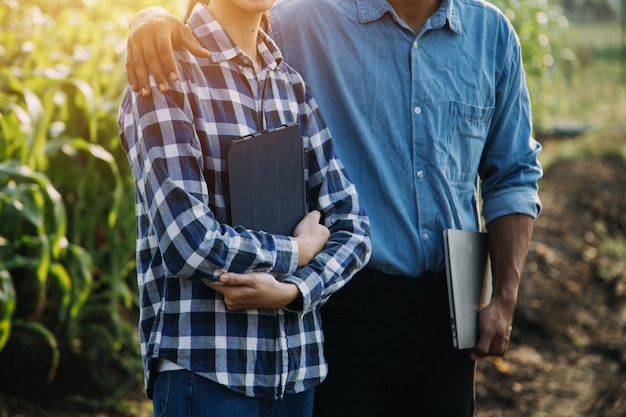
{"left": 0, "top": 0, "right": 182, "bottom": 405}
{"left": 491, "top": 0, "right": 571, "bottom": 130}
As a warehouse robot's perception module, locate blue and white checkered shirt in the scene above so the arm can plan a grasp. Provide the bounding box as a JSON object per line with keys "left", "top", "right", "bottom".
{"left": 118, "top": 4, "right": 371, "bottom": 400}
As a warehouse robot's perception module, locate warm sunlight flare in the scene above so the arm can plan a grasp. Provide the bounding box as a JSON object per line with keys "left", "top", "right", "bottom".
{"left": 0, "top": 0, "right": 624, "bottom": 416}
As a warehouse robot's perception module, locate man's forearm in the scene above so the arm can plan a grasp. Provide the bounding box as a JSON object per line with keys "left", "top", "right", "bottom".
{"left": 486, "top": 213, "right": 534, "bottom": 308}
{"left": 469, "top": 213, "right": 535, "bottom": 360}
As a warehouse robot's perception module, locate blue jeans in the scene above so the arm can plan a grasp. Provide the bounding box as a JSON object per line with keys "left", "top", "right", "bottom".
{"left": 152, "top": 370, "right": 314, "bottom": 417}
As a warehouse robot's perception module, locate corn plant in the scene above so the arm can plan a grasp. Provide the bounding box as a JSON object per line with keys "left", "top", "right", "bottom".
{"left": 0, "top": 0, "right": 182, "bottom": 401}
{"left": 0, "top": 160, "right": 75, "bottom": 382}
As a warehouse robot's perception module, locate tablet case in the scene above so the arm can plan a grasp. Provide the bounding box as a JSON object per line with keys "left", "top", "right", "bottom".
{"left": 443, "top": 229, "right": 493, "bottom": 350}
{"left": 227, "top": 123, "right": 307, "bottom": 236}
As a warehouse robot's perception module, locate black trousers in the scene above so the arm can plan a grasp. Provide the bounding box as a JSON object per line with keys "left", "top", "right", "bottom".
{"left": 313, "top": 268, "right": 476, "bottom": 417}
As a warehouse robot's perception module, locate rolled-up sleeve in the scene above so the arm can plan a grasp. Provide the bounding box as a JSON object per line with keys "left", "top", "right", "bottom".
{"left": 480, "top": 33, "right": 543, "bottom": 224}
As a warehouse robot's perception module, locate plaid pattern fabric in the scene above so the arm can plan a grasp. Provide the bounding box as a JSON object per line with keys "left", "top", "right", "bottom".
{"left": 118, "top": 4, "right": 371, "bottom": 400}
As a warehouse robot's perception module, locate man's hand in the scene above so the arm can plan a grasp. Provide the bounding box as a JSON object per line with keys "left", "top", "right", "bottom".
{"left": 204, "top": 272, "right": 300, "bottom": 310}
{"left": 469, "top": 213, "right": 534, "bottom": 361}
{"left": 470, "top": 297, "right": 515, "bottom": 361}
{"left": 126, "top": 6, "right": 210, "bottom": 97}
{"left": 293, "top": 211, "right": 330, "bottom": 267}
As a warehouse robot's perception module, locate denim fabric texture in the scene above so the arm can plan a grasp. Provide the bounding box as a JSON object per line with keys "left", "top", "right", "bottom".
{"left": 270, "top": 0, "right": 543, "bottom": 277}
{"left": 153, "top": 370, "right": 314, "bottom": 417}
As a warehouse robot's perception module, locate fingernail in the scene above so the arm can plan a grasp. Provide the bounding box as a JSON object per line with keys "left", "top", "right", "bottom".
{"left": 141, "top": 88, "right": 149, "bottom": 97}
{"left": 159, "top": 83, "right": 167, "bottom": 93}
{"left": 130, "top": 83, "right": 137, "bottom": 91}
{"left": 169, "top": 72, "right": 178, "bottom": 81}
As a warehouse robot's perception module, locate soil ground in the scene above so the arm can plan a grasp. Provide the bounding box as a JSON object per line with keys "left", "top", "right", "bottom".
{"left": 1, "top": 148, "right": 625, "bottom": 416}
{"left": 475, "top": 151, "right": 626, "bottom": 417}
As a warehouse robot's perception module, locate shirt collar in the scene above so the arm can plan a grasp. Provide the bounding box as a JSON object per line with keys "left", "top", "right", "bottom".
{"left": 355, "top": 0, "right": 461, "bottom": 34}
{"left": 187, "top": 3, "right": 283, "bottom": 69}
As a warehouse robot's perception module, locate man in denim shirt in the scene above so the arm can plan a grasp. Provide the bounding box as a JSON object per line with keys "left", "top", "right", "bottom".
{"left": 126, "top": 0, "right": 543, "bottom": 415}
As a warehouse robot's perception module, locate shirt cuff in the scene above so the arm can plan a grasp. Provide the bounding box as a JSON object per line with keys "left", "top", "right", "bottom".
{"left": 273, "top": 236, "right": 300, "bottom": 276}
{"left": 282, "top": 276, "right": 311, "bottom": 313}
{"left": 281, "top": 268, "right": 324, "bottom": 314}
{"left": 482, "top": 188, "right": 542, "bottom": 224}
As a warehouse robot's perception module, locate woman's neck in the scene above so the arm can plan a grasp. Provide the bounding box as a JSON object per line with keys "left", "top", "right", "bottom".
{"left": 207, "top": 1, "right": 262, "bottom": 61}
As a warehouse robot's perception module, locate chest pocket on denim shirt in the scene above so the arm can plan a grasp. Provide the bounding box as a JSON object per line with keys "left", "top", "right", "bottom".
{"left": 446, "top": 101, "right": 495, "bottom": 184}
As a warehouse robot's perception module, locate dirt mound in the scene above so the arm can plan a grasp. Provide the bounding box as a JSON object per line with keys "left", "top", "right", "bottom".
{"left": 476, "top": 154, "right": 626, "bottom": 417}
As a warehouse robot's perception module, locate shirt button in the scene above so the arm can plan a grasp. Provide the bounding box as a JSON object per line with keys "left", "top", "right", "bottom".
{"left": 422, "top": 232, "right": 430, "bottom": 241}
{"left": 414, "top": 106, "right": 422, "bottom": 115}
{"left": 417, "top": 170, "right": 424, "bottom": 178}
{"left": 413, "top": 41, "right": 419, "bottom": 48}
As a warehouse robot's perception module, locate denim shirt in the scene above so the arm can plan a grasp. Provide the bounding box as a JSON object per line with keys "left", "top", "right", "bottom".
{"left": 270, "top": 0, "right": 542, "bottom": 277}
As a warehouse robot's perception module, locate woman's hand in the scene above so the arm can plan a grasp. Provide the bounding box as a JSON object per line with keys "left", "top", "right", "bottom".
{"left": 204, "top": 272, "right": 300, "bottom": 310}
{"left": 293, "top": 211, "right": 330, "bottom": 267}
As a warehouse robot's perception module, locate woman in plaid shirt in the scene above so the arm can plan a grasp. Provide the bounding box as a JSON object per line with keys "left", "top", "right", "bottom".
{"left": 118, "top": 1, "right": 371, "bottom": 416}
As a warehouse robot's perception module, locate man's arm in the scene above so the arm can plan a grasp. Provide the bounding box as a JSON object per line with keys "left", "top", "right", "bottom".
{"left": 470, "top": 213, "right": 534, "bottom": 361}
{"left": 126, "top": 6, "right": 209, "bottom": 97}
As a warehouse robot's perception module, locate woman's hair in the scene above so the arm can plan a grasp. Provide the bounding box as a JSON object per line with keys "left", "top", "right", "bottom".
{"left": 185, "top": 0, "right": 209, "bottom": 22}
{"left": 184, "top": 0, "right": 269, "bottom": 31}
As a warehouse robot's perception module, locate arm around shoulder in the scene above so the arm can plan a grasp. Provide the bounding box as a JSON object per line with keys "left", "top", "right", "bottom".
{"left": 126, "top": 5, "right": 210, "bottom": 97}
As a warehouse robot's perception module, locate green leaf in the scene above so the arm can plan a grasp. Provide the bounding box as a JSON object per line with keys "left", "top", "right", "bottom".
{"left": 0, "top": 160, "right": 67, "bottom": 258}
{"left": 0, "top": 265, "right": 16, "bottom": 353}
